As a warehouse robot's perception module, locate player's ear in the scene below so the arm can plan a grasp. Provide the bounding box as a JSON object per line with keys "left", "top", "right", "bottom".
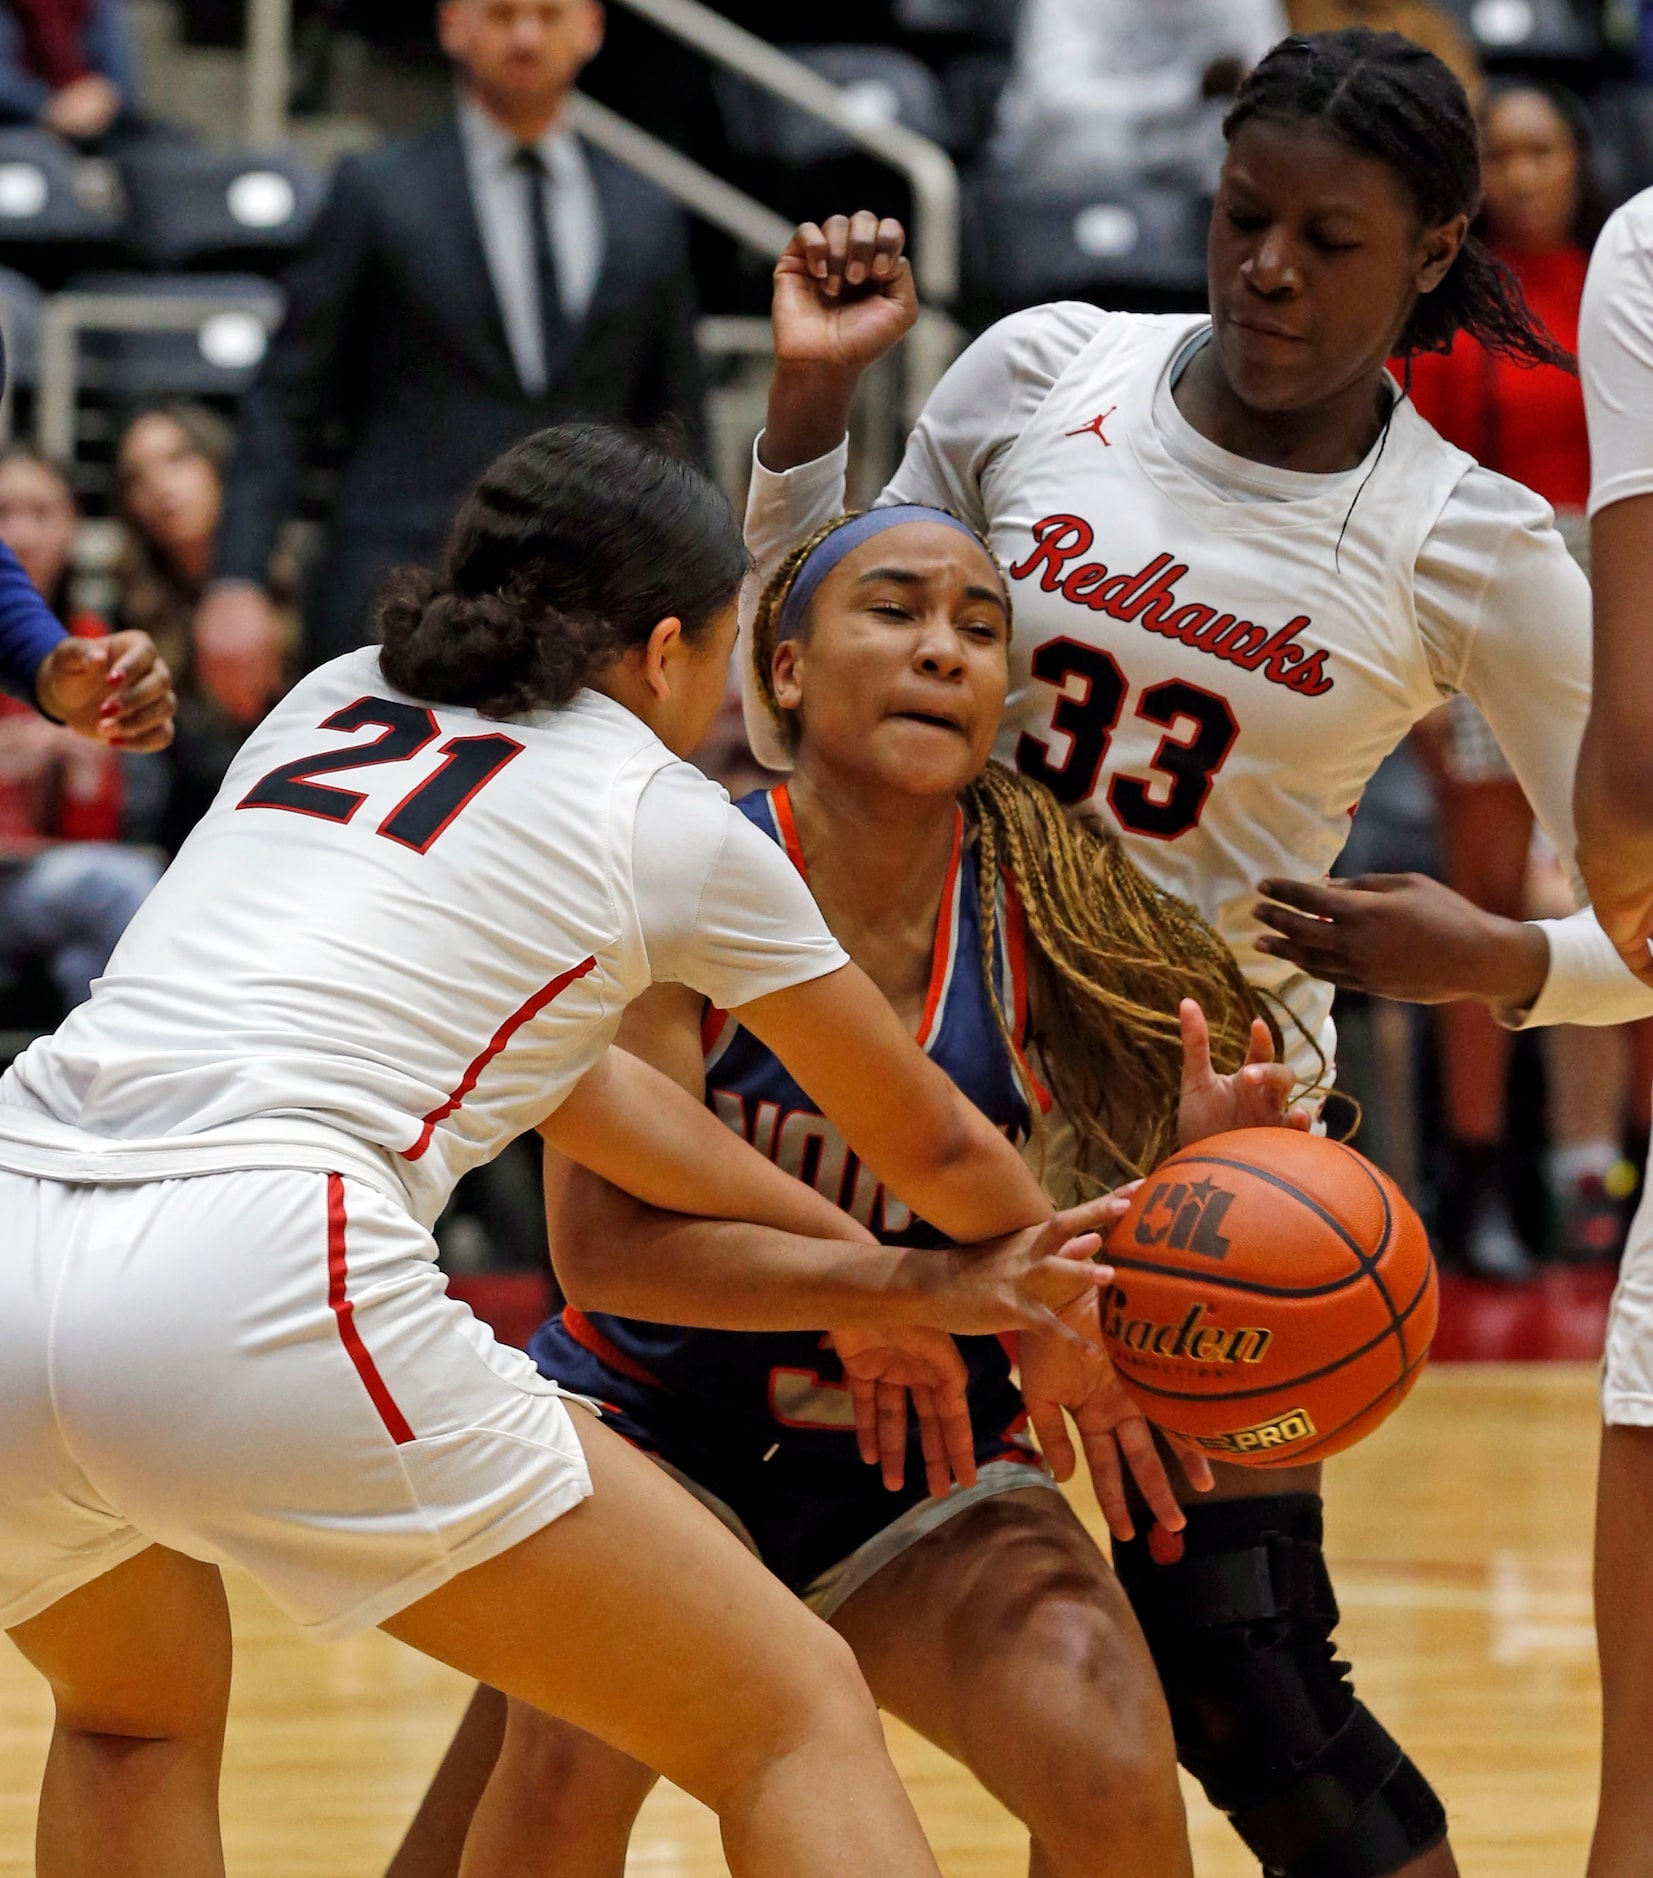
{"left": 642, "top": 616, "right": 685, "bottom": 700}
{"left": 1414, "top": 212, "right": 1468, "bottom": 295}
{"left": 771, "top": 638, "right": 805, "bottom": 713}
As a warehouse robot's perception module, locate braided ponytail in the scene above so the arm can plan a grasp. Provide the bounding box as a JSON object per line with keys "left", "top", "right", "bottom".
{"left": 1226, "top": 29, "right": 1575, "bottom": 371}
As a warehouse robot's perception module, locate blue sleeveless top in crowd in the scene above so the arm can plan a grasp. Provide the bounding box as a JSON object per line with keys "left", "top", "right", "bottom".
{"left": 530, "top": 784, "right": 1047, "bottom": 1473}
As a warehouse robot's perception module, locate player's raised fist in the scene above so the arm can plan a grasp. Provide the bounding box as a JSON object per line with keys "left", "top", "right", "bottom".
{"left": 773, "top": 212, "right": 917, "bottom": 376}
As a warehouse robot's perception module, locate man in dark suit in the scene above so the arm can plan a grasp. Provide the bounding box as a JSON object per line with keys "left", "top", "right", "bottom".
{"left": 198, "top": 0, "right": 707, "bottom": 708}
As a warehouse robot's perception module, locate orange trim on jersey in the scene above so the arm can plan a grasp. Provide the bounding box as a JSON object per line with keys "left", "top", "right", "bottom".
{"left": 998, "top": 871, "right": 1054, "bottom": 1116}
{"left": 326, "top": 1173, "right": 415, "bottom": 1445}
{"left": 915, "top": 809, "right": 965, "bottom": 1050}
{"left": 769, "top": 784, "right": 809, "bottom": 879}
{"left": 701, "top": 1003, "right": 729, "bottom": 1055}
{"left": 403, "top": 954, "right": 597, "bottom": 1162}
{"left": 560, "top": 1307, "right": 671, "bottom": 1392}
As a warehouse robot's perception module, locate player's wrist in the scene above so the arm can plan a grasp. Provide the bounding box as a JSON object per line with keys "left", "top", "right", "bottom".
{"left": 31, "top": 638, "right": 77, "bottom": 725}
{"left": 760, "top": 365, "right": 860, "bottom": 473}
{"left": 1475, "top": 913, "right": 1550, "bottom": 1012}
{"left": 879, "top": 1244, "right": 975, "bottom": 1332}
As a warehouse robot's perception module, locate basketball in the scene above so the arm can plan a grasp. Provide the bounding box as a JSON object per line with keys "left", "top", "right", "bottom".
{"left": 1103, "top": 1128, "right": 1438, "bottom": 1469}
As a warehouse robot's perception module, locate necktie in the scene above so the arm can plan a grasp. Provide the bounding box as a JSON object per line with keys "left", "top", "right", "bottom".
{"left": 514, "top": 145, "right": 567, "bottom": 391}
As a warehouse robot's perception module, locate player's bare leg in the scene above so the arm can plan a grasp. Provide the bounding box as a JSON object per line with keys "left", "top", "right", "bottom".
{"left": 382, "top": 1408, "right": 940, "bottom": 1878}
{"left": 833, "top": 1488, "right": 1191, "bottom": 1878}
{"left": 7, "top": 1545, "right": 232, "bottom": 1878}
{"left": 1587, "top": 1424, "right": 1653, "bottom": 1877}
{"left": 446, "top": 1700, "right": 654, "bottom": 1878}
{"left": 385, "top": 1686, "right": 510, "bottom": 1878}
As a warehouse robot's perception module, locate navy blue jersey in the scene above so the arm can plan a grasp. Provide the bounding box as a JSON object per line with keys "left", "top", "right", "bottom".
{"left": 532, "top": 784, "right": 1048, "bottom": 1474}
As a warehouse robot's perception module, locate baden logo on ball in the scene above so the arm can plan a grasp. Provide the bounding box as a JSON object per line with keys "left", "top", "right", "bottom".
{"left": 1102, "top": 1292, "right": 1273, "bottom": 1367}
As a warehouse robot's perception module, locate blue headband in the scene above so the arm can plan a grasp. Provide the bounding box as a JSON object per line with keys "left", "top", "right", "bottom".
{"left": 776, "top": 506, "right": 986, "bottom": 641}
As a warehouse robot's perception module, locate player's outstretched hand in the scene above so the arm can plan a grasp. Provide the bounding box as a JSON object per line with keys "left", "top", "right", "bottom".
{"left": 34, "top": 630, "right": 176, "bottom": 752}
{"left": 831, "top": 1324, "right": 974, "bottom": 1499}
{"left": 1020, "top": 1302, "right": 1214, "bottom": 1541}
{"left": 1177, "top": 999, "right": 1311, "bottom": 1147}
{"left": 1252, "top": 872, "right": 1553, "bottom": 1008}
{"left": 773, "top": 214, "right": 917, "bottom": 378}
{"left": 920, "top": 1195, "right": 1123, "bottom": 1340}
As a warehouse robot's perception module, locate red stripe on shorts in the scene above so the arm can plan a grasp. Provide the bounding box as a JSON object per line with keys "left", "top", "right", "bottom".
{"left": 403, "top": 954, "right": 598, "bottom": 1162}
{"left": 326, "top": 1173, "right": 416, "bottom": 1445}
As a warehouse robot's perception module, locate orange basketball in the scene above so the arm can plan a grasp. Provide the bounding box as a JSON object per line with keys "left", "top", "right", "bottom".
{"left": 1102, "top": 1128, "right": 1437, "bottom": 1468}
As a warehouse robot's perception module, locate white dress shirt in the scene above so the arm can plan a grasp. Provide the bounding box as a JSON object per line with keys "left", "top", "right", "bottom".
{"left": 458, "top": 97, "right": 605, "bottom": 397}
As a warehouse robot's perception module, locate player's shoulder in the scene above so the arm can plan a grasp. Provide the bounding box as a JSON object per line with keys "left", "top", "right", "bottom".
{"left": 1389, "top": 393, "right": 1561, "bottom": 556}
{"left": 1584, "top": 186, "right": 1653, "bottom": 323}
{"left": 1600, "top": 184, "right": 1653, "bottom": 259}
{"left": 1430, "top": 458, "right": 1566, "bottom": 558}
{"left": 970, "top": 301, "right": 1190, "bottom": 382}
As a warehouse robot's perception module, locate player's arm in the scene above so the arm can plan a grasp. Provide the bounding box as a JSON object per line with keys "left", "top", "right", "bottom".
{"left": 759, "top": 213, "right": 917, "bottom": 473}
{"left": 1575, "top": 198, "right": 1653, "bottom": 984}
{"left": 542, "top": 985, "right": 1116, "bottom": 1338}
{"left": 1576, "top": 491, "right": 1653, "bottom": 984}
{"left": 1256, "top": 502, "right": 1653, "bottom": 1017}
{"left": 541, "top": 999, "right": 872, "bottom": 1245}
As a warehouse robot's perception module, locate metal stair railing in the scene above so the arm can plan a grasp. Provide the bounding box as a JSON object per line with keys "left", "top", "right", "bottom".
{"left": 241, "top": 0, "right": 963, "bottom": 411}
{"left": 37, "top": 289, "right": 283, "bottom": 463}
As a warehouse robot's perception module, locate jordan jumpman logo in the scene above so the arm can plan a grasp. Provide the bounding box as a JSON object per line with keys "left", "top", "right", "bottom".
{"left": 1066, "top": 407, "right": 1117, "bottom": 445}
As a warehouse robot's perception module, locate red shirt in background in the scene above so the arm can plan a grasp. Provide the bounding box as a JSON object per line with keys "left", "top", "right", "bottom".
{"left": 6, "top": 0, "right": 92, "bottom": 89}
{"left": 1401, "top": 243, "right": 1590, "bottom": 510}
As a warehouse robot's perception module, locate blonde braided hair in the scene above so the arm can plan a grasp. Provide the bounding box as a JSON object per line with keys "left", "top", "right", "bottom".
{"left": 752, "top": 511, "right": 1308, "bottom": 1185}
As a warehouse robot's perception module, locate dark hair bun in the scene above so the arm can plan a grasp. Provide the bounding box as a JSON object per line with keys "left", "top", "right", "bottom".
{"left": 379, "top": 568, "right": 565, "bottom": 717}
{"left": 374, "top": 423, "right": 750, "bottom": 719}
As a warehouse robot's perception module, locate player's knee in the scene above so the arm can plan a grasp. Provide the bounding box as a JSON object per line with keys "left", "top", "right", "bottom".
{"left": 693, "top": 1621, "right": 882, "bottom": 1811}
{"left": 775, "top": 1620, "right": 882, "bottom": 1752}
{"left": 496, "top": 1700, "right": 655, "bottom": 1839}
{"left": 1015, "top": 1600, "right": 1183, "bottom": 1848}
{"left": 39, "top": 1631, "right": 230, "bottom": 1748}
{"left": 1038, "top": 1722, "right": 1184, "bottom": 1858}
{"left": 1115, "top": 1493, "right": 1449, "bottom": 1878}
{"left": 51, "top": 1664, "right": 229, "bottom": 1748}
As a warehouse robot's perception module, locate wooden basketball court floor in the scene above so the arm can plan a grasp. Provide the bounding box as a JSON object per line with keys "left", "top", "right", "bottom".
{"left": 0, "top": 1364, "right": 1603, "bottom": 1875}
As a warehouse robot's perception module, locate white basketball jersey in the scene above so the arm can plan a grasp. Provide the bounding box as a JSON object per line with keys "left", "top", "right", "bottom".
{"left": 0, "top": 649, "right": 807, "bottom": 1225}
{"left": 974, "top": 315, "right": 1467, "bottom": 1078}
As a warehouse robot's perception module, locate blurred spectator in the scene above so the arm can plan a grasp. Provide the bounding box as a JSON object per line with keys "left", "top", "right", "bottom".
{"left": 0, "top": 446, "right": 160, "bottom": 1010}
{"left": 115, "top": 405, "right": 297, "bottom": 846}
{"left": 0, "top": 0, "right": 140, "bottom": 143}
{"left": 1409, "top": 83, "right": 1599, "bottom": 522}
{"left": 1284, "top": 2, "right": 1481, "bottom": 106}
{"left": 201, "top": 0, "right": 708, "bottom": 686}
{"left": 1407, "top": 84, "right": 1636, "bottom": 1274}
{"left": 991, "top": 0, "right": 1289, "bottom": 191}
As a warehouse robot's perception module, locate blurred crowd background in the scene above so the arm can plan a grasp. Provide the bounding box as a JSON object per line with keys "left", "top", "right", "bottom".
{"left": 2, "top": 0, "right": 1651, "bottom": 1293}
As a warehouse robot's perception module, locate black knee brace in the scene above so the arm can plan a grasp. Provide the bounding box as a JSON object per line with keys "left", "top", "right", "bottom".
{"left": 1114, "top": 1493, "right": 1447, "bottom": 1878}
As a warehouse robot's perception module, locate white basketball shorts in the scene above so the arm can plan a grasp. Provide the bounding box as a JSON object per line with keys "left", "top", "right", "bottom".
{"left": 1604, "top": 1166, "right": 1653, "bottom": 1426}
{"left": 0, "top": 1166, "right": 593, "bottom": 1639}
